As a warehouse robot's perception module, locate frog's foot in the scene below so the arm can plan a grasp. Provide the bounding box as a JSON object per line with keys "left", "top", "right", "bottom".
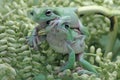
{"left": 77, "top": 69, "right": 100, "bottom": 77}
{"left": 49, "top": 16, "right": 71, "bottom": 28}
{"left": 26, "top": 35, "right": 40, "bottom": 49}
{"left": 54, "top": 62, "right": 73, "bottom": 74}
{"left": 54, "top": 63, "right": 74, "bottom": 75}
{"left": 73, "top": 67, "right": 93, "bottom": 75}
{"left": 77, "top": 69, "right": 95, "bottom": 75}
{"left": 49, "top": 19, "right": 59, "bottom": 27}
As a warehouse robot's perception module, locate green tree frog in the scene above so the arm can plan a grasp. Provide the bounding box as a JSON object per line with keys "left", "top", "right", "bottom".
{"left": 27, "top": 7, "right": 97, "bottom": 75}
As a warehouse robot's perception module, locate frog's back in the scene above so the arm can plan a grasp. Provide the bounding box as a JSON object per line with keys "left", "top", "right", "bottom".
{"left": 54, "top": 7, "right": 80, "bottom": 28}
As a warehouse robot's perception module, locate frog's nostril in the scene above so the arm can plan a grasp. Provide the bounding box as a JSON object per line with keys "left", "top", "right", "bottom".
{"left": 46, "top": 20, "right": 50, "bottom": 24}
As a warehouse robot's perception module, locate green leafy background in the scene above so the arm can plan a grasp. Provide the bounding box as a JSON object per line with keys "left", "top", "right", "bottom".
{"left": 0, "top": 0, "right": 120, "bottom": 80}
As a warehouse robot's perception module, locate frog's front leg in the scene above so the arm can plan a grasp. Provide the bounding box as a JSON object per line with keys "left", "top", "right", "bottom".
{"left": 48, "top": 16, "right": 71, "bottom": 30}
{"left": 27, "top": 26, "right": 46, "bottom": 49}
{"left": 58, "top": 44, "right": 75, "bottom": 72}
{"left": 78, "top": 53, "right": 98, "bottom": 75}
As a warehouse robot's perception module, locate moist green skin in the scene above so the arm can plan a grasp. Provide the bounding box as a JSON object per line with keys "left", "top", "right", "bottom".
{"left": 27, "top": 7, "right": 97, "bottom": 75}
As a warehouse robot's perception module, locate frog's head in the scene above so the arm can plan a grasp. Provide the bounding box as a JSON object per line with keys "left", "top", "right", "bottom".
{"left": 27, "top": 8, "right": 60, "bottom": 24}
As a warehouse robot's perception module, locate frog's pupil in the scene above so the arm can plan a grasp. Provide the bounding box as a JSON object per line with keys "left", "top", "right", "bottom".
{"left": 65, "top": 25, "right": 69, "bottom": 29}
{"left": 30, "top": 12, "right": 34, "bottom": 16}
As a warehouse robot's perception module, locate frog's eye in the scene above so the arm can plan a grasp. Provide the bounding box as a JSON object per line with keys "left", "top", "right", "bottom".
{"left": 45, "top": 10, "right": 52, "bottom": 16}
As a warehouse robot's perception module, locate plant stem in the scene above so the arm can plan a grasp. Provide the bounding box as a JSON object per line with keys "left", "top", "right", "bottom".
{"left": 105, "top": 16, "right": 118, "bottom": 57}
{"left": 77, "top": 6, "right": 120, "bottom": 17}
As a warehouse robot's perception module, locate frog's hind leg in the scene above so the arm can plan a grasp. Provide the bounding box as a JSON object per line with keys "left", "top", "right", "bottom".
{"left": 59, "top": 44, "right": 75, "bottom": 72}
{"left": 78, "top": 53, "right": 98, "bottom": 75}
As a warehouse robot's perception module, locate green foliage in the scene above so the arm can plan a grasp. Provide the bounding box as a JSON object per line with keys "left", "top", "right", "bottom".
{"left": 0, "top": 0, "right": 120, "bottom": 80}
{"left": 0, "top": 63, "right": 16, "bottom": 80}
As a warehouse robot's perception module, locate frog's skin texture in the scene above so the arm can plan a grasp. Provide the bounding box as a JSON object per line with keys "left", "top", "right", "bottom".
{"left": 27, "top": 7, "right": 97, "bottom": 75}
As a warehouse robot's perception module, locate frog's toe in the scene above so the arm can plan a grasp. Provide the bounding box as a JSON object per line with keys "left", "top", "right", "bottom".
{"left": 77, "top": 69, "right": 95, "bottom": 75}
{"left": 26, "top": 36, "right": 39, "bottom": 49}
{"left": 49, "top": 20, "right": 59, "bottom": 27}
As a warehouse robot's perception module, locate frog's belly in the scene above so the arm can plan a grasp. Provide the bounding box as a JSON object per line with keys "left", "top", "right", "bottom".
{"left": 47, "top": 33, "right": 85, "bottom": 54}
{"left": 47, "top": 36, "right": 68, "bottom": 53}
